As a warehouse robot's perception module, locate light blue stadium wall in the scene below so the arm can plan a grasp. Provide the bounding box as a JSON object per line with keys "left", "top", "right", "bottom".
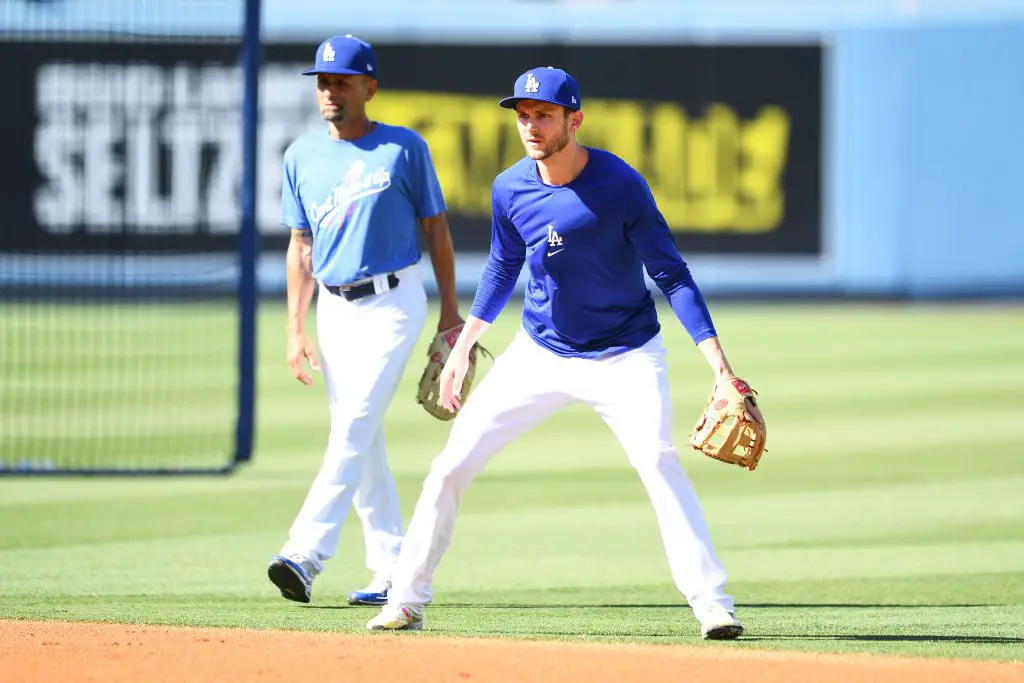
{"left": 832, "top": 22, "right": 1024, "bottom": 296}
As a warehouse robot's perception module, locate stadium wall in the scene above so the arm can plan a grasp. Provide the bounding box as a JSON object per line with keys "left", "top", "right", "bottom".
{"left": 1, "top": 1, "right": 1022, "bottom": 298}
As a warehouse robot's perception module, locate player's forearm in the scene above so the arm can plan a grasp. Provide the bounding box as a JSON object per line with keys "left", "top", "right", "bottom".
{"left": 452, "top": 316, "right": 491, "bottom": 354}
{"left": 285, "top": 232, "right": 315, "bottom": 334}
{"left": 467, "top": 255, "right": 522, "bottom": 323}
{"left": 421, "top": 214, "right": 459, "bottom": 319}
{"left": 627, "top": 206, "right": 717, "bottom": 345}
{"left": 697, "top": 336, "right": 737, "bottom": 381}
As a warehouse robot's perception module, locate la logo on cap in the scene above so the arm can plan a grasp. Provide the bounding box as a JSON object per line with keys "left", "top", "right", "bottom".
{"left": 323, "top": 42, "right": 336, "bottom": 62}
{"left": 524, "top": 73, "right": 539, "bottom": 93}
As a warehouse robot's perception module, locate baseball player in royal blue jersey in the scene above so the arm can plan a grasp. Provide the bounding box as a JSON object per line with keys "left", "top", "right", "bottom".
{"left": 266, "top": 35, "right": 464, "bottom": 607}
{"left": 366, "top": 67, "right": 748, "bottom": 639}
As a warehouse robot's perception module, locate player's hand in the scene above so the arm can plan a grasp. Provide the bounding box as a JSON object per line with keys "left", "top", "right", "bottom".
{"left": 286, "top": 330, "right": 321, "bottom": 386}
{"left": 437, "top": 309, "right": 464, "bottom": 333}
{"left": 439, "top": 347, "right": 472, "bottom": 413}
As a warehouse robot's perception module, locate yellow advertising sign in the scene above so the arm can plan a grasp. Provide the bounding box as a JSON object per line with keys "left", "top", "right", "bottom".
{"left": 373, "top": 91, "right": 790, "bottom": 234}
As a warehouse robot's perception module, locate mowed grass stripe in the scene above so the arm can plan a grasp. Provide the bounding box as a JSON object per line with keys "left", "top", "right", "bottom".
{"left": 4, "top": 347, "right": 230, "bottom": 366}
{"left": 0, "top": 473, "right": 316, "bottom": 507}
{"left": 19, "top": 484, "right": 1018, "bottom": 591}
{"left": 0, "top": 529, "right": 363, "bottom": 597}
{"left": 736, "top": 518, "right": 1024, "bottom": 550}
{"left": 6, "top": 383, "right": 985, "bottom": 449}
{"left": 707, "top": 476, "right": 1024, "bottom": 526}
{"left": 3, "top": 467, "right": 1018, "bottom": 541}
{"left": 0, "top": 433, "right": 233, "bottom": 467}
{"left": 0, "top": 357, "right": 233, "bottom": 380}
{"left": 742, "top": 368, "right": 1024, "bottom": 406}
{"left": 4, "top": 399, "right": 239, "bottom": 437}
{"left": 461, "top": 393, "right": 1023, "bottom": 438}
{"left": 0, "top": 304, "right": 238, "bottom": 327}
{"left": 723, "top": 540, "right": 1024, "bottom": 581}
{"left": 0, "top": 387, "right": 235, "bottom": 415}
{"left": 0, "top": 488, "right": 311, "bottom": 550}
{"left": 2, "top": 372, "right": 235, "bottom": 396}
{"left": 12, "top": 366, "right": 1001, "bottom": 426}
{"left": 744, "top": 340, "right": 1023, "bottom": 369}
{"left": 756, "top": 406, "right": 1023, "bottom": 453}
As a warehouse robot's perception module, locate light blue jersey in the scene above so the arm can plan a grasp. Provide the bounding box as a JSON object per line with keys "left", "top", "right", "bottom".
{"left": 280, "top": 123, "right": 446, "bottom": 285}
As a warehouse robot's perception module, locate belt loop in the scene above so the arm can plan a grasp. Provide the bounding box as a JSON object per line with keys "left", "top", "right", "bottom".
{"left": 373, "top": 273, "right": 391, "bottom": 294}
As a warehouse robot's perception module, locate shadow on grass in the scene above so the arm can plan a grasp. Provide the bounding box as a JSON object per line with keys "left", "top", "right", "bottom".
{"left": 302, "top": 602, "right": 996, "bottom": 610}
{"left": 742, "top": 603, "right": 996, "bottom": 609}
{"left": 298, "top": 604, "right": 1023, "bottom": 646}
{"left": 746, "top": 634, "right": 1024, "bottom": 644}
{"left": 409, "top": 603, "right": 997, "bottom": 609}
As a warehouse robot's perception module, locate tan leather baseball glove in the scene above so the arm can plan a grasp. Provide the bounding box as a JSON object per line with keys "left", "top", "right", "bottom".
{"left": 416, "top": 325, "right": 491, "bottom": 421}
{"left": 689, "top": 377, "right": 767, "bottom": 471}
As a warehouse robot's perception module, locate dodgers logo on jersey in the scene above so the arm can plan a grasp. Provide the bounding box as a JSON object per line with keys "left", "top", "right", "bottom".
{"left": 309, "top": 159, "right": 392, "bottom": 231}
{"left": 546, "top": 224, "right": 564, "bottom": 256}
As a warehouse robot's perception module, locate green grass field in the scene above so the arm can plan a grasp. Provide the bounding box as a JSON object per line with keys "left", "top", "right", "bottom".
{"left": 1, "top": 300, "right": 1023, "bottom": 662}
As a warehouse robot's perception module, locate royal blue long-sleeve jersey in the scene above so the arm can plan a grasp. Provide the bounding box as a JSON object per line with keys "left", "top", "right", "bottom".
{"left": 469, "top": 148, "right": 717, "bottom": 358}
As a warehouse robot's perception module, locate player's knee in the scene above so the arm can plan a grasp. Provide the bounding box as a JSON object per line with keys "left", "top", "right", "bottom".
{"left": 627, "top": 443, "right": 679, "bottom": 472}
{"left": 325, "top": 416, "right": 378, "bottom": 458}
{"left": 324, "top": 431, "right": 363, "bottom": 460}
{"left": 314, "top": 447, "right": 364, "bottom": 485}
{"left": 426, "top": 452, "right": 479, "bottom": 493}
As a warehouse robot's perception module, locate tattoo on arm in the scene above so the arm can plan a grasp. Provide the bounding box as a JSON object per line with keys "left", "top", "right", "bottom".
{"left": 288, "top": 229, "right": 314, "bottom": 275}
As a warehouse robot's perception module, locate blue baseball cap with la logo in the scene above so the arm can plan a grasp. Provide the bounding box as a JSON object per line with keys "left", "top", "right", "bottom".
{"left": 302, "top": 35, "right": 378, "bottom": 79}
{"left": 499, "top": 67, "right": 581, "bottom": 111}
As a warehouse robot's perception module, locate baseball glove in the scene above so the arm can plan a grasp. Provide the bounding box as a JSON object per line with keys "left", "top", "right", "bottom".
{"left": 416, "top": 325, "right": 491, "bottom": 421}
{"left": 689, "top": 377, "right": 767, "bottom": 471}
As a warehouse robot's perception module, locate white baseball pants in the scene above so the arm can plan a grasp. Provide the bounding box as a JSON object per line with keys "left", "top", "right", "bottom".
{"left": 280, "top": 264, "right": 427, "bottom": 578}
{"left": 389, "top": 328, "right": 734, "bottom": 611}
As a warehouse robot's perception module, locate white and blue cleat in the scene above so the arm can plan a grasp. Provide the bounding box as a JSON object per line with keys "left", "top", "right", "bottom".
{"left": 267, "top": 554, "right": 318, "bottom": 603}
{"left": 347, "top": 575, "right": 391, "bottom": 606}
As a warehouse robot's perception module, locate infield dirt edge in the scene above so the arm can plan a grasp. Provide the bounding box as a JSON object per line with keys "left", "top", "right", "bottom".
{"left": 5, "top": 619, "right": 1024, "bottom": 683}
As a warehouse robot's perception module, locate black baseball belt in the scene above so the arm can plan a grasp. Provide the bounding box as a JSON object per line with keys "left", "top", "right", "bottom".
{"left": 323, "top": 273, "right": 400, "bottom": 301}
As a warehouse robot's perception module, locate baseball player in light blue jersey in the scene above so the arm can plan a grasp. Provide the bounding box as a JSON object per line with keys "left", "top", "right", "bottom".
{"left": 267, "top": 35, "right": 464, "bottom": 607}
{"left": 367, "top": 67, "right": 747, "bottom": 639}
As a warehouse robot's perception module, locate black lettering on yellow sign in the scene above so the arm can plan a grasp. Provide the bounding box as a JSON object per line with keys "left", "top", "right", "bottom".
{"left": 373, "top": 91, "right": 790, "bottom": 234}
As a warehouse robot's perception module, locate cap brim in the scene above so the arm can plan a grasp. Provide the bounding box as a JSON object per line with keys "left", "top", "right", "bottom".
{"left": 301, "top": 67, "right": 372, "bottom": 76}
{"left": 498, "top": 96, "right": 579, "bottom": 110}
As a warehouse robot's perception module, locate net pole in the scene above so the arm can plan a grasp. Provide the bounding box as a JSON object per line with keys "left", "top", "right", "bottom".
{"left": 234, "top": 0, "right": 263, "bottom": 467}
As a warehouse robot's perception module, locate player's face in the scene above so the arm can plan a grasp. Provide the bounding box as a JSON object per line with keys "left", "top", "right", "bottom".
{"left": 316, "top": 74, "right": 376, "bottom": 123}
{"left": 515, "top": 101, "right": 580, "bottom": 160}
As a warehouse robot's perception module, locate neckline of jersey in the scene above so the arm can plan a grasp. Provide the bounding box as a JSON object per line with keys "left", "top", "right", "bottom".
{"left": 325, "top": 120, "right": 383, "bottom": 144}
{"left": 528, "top": 146, "right": 594, "bottom": 191}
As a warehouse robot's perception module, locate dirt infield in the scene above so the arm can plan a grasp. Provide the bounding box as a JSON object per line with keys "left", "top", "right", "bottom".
{"left": 3, "top": 620, "right": 1022, "bottom": 683}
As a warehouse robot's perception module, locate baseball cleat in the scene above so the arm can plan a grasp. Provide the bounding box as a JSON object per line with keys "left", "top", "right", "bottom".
{"left": 366, "top": 603, "right": 424, "bottom": 631}
{"left": 696, "top": 605, "right": 744, "bottom": 640}
{"left": 267, "top": 554, "right": 318, "bottom": 603}
{"left": 348, "top": 575, "right": 391, "bottom": 606}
